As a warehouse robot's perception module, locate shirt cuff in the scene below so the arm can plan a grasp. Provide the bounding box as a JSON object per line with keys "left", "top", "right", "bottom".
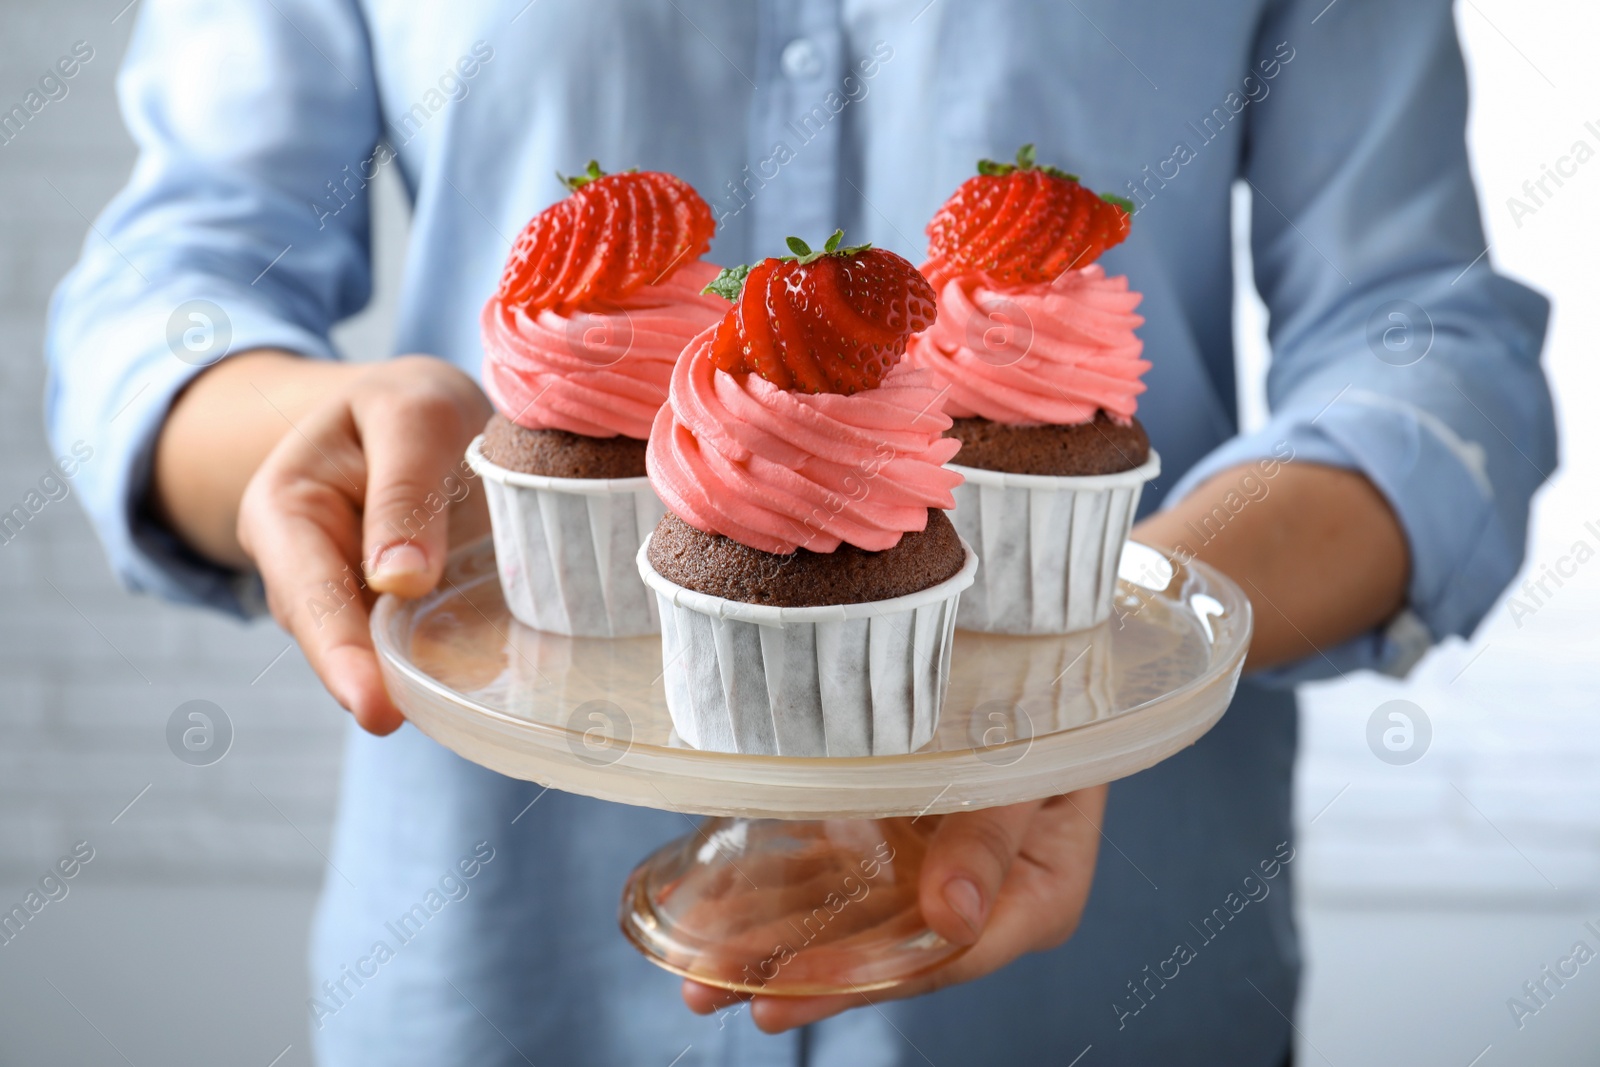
{"left": 48, "top": 283, "right": 341, "bottom": 618}
{"left": 1164, "top": 387, "right": 1509, "bottom": 683}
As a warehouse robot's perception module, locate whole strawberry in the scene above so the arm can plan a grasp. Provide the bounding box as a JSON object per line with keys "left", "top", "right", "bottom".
{"left": 702, "top": 231, "right": 937, "bottom": 396}
{"left": 922, "top": 144, "right": 1134, "bottom": 290}
{"left": 497, "top": 161, "right": 715, "bottom": 313}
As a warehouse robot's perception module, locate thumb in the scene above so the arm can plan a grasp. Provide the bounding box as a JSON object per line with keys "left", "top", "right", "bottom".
{"left": 355, "top": 383, "right": 482, "bottom": 597}
{"left": 918, "top": 801, "right": 1042, "bottom": 946}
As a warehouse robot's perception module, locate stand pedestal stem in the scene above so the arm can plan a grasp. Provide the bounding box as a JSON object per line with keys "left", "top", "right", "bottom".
{"left": 620, "top": 816, "right": 967, "bottom": 996}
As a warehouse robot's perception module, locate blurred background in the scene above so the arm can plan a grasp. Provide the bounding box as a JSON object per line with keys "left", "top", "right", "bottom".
{"left": 1, "top": 2, "right": 1596, "bottom": 1064}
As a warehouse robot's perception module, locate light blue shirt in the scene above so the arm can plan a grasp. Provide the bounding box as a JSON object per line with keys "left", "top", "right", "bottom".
{"left": 45, "top": 1, "right": 1554, "bottom": 1064}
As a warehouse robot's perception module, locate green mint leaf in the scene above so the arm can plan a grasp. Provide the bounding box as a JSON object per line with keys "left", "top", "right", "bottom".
{"left": 703, "top": 263, "right": 753, "bottom": 302}
{"left": 1101, "top": 192, "right": 1136, "bottom": 215}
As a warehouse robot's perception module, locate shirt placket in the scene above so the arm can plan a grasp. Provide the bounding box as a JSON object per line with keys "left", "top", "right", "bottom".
{"left": 745, "top": 0, "right": 844, "bottom": 260}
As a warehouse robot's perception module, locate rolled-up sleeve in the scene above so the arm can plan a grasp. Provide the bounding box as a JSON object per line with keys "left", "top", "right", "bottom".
{"left": 1167, "top": 0, "right": 1557, "bottom": 681}
{"left": 44, "top": 0, "right": 380, "bottom": 615}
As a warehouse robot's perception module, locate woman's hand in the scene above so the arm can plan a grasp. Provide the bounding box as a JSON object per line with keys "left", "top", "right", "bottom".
{"left": 154, "top": 350, "right": 492, "bottom": 734}
{"left": 682, "top": 785, "right": 1107, "bottom": 1033}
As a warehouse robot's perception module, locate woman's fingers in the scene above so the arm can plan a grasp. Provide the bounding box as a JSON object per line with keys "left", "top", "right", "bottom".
{"left": 726, "top": 789, "right": 1108, "bottom": 1034}
{"left": 917, "top": 801, "right": 1044, "bottom": 946}
{"left": 681, "top": 982, "right": 750, "bottom": 1015}
{"left": 946, "top": 787, "right": 1106, "bottom": 966}
{"left": 355, "top": 357, "right": 491, "bottom": 598}
{"left": 739, "top": 803, "right": 1046, "bottom": 1033}
{"left": 234, "top": 356, "right": 489, "bottom": 737}
{"left": 238, "top": 409, "right": 405, "bottom": 736}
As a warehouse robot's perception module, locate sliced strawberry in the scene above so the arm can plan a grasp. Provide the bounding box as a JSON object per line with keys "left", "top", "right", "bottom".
{"left": 632, "top": 175, "right": 674, "bottom": 289}
{"left": 800, "top": 308, "right": 870, "bottom": 394}
{"left": 922, "top": 144, "right": 1133, "bottom": 289}
{"left": 575, "top": 180, "right": 629, "bottom": 304}
{"left": 764, "top": 263, "right": 832, "bottom": 394}
{"left": 810, "top": 257, "right": 898, "bottom": 348}
{"left": 494, "top": 163, "right": 715, "bottom": 313}
{"left": 965, "top": 172, "right": 1036, "bottom": 271}
{"left": 737, "top": 263, "right": 791, "bottom": 388}
{"left": 701, "top": 232, "right": 936, "bottom": 396}
{"left": 835, "top": 248, "right": 936, "bottom": 337}
{"left": 523, "top": 211, "right": 577, "bottom": 309}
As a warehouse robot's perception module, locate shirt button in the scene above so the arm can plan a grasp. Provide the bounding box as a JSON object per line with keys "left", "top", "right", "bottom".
{"left": 780, "top": 38, "right": 823, "bottom": 80}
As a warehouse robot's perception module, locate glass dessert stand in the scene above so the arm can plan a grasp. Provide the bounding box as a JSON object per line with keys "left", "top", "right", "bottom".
{"left": 371, "top": 538, "right": 1251, "bottom": 997}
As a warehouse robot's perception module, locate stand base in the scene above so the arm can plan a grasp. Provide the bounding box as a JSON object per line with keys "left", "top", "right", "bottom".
{"left": 620, "top": 817, "right": 966, "bottom": 996}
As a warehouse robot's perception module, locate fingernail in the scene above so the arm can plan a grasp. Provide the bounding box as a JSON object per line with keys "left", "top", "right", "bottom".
{"left": 370, "top": 542, "right": 427, "bottom": 582}
{"left": 943, "top": 877, "right": 985, "bottom": 935}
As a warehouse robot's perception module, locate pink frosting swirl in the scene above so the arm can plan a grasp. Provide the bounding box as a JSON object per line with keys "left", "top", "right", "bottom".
{"left": 647, "top": 333, "right": 964, "bottom": 554}
{"left": 907, "top": 264, "right": 1149, "bottom": 425}
{"left": 481, "top": 259, "right": 728, "bottom": 439}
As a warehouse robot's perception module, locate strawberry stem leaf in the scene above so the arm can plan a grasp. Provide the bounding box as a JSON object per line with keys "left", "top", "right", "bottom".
{"left": 1101, "top": 192, "right": 1137, "bottom": 215}
{"left": 558, "top": 160, "right": 606, "bottom": 191}
{"left": 703, "top": 263, "right": 753, "bottom": 302}
{"left": 977, "top": 144, "right": 1079, "bottom": 183}
{"left": 784, "top": 231, "right": 870, "bottom": 266}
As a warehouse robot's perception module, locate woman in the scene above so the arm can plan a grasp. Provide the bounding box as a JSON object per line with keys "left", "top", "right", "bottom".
{"left": 46, "top": 1, "right": 1553, "bottom": 1063}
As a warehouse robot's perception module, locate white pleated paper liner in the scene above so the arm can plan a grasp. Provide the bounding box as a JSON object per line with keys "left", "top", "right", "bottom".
{"left": 637, "top": 535, "right": 979, "bottom": 757}
{"left": 466, "top": 436, "right": 665, "bottom": 637}
{"left": 947, "top": 452, "right": 1160, "bottom": 635}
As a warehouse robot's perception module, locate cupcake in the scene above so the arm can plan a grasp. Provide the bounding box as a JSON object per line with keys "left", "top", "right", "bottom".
{"left": 909, "top": 145, "right": 1160, "bottom": 634}
{"left": 468, "top": 162, "right": 728, "bottom": 636}
{"left": 640, "top": 232, "right": 977, "bottom": 757}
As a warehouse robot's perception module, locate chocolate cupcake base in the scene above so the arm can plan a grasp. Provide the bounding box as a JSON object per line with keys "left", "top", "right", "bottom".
{"left": 645, "top": 510, "right": 965, "bottom": 607}
{"left": 480, "top": 413, "right": 648, "bottom": 479}
{"left": 945, "top": 413, "right": 1149, "bottom": 477}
